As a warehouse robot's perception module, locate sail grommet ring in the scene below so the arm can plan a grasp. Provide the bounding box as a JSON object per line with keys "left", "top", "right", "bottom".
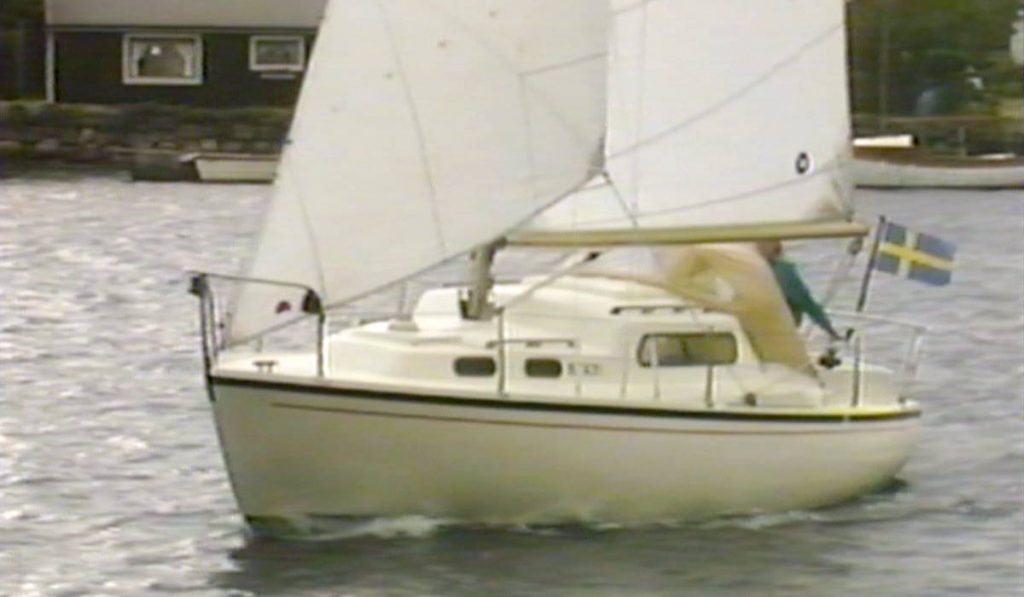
{"left": 795, "top": 152, "right": 812, "bottom": 175}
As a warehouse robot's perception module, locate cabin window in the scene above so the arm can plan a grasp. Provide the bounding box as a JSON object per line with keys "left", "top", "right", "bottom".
{"left": 123, "top": 34, "right": 203, "bottom": 85}
{"left": 638, "top": 333, "right": 737, "bottom": 367}
{"left": 250, "top": 36, "right": 306, "bottom": 72}
{"left": 525, "top": 358, "right": 562, "bottom": 378}
{"left": 453, "top": 357, "right": 496, "bottom": 377}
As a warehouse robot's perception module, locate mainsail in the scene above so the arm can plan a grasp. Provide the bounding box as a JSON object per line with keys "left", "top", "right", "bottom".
{"left": 519, "top": 0, "right": 857, "bottom": 243}
{"left": 229, "top": 0, "right": 609, "bottom": 342}
{"left": 229, "top": 0, "right": 857, "bottom": 342}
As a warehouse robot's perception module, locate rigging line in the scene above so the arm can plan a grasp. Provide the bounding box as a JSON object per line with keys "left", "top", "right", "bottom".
{"left": 228, "top": 249, "right": 473, "bottom": 346}
{"left": 613, "top": 0, "right": 653, "bottom": 16}
{"left": 223, "top": 1, "right": 349, "bottom": 331}
{"left": 830, "top": 156, "right": 856, "bottom": 215}
{"left": 224, "top": 307, "right": 311, "bottom": 348}
{"left": 225, "top": 145, "right": 330, "bottom": 348}
{"left": 820, "top": 239, "right": 861, "bottom": 307}
{"left": 250, "top": 0, "right": 355, "bottom": 300}
{"left": 223, "top": 154, "right": 332, "bottom": 346}
{"left": 608, "top": 23, "right": 844, "bottom": 160}
{"left": 603, "top": 171, "right": 639, "bottom": 227}
{"left": 375, "top": 0, "right": 447, "bottom": 252}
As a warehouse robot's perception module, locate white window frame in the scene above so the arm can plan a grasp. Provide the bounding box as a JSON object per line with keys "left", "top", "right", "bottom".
{"left": 249, "top": 35, "right": 306, "bottom": 72}
{"left": 122, "top": 33, "right": 203, "bottom": 86}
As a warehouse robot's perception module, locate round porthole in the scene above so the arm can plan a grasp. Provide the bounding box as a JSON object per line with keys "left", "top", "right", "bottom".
{"left": 795, "top": 152, "right": 812, "bottom": 175}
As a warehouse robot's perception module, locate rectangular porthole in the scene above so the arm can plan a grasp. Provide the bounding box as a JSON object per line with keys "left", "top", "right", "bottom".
{"left": 525, "top": 358, "right": 562, "bottom": 378}
{"left": 453, "top": 357, "right": 496, "bottom": 377}
{"left": 638, "top": 333, "right": 737, "bottom": 367}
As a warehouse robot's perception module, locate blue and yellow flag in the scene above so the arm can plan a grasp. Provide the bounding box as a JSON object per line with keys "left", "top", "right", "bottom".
{"left": 874, "top": 222, "right": 956, "bottom": 286}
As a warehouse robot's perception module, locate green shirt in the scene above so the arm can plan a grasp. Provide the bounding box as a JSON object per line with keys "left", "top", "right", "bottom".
{"left": 767, "top": 258, "right": 837, "bottom": 337}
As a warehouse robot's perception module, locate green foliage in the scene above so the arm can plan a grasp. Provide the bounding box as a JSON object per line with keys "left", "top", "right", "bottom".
{"left": 849, "top": 0, "right": 1022, "bottom": 116}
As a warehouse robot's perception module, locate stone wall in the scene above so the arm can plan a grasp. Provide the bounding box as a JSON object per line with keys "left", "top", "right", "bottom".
{"left": 0, "top": 101, "right": 291, "bottom": 164}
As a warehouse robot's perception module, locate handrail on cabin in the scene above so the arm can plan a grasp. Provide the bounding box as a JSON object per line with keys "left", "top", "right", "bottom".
{"left": 188, "top": 272, "right": 926, "bottom": 406}
{"left": 485, "top": 338, "right": 577, "bottom": 349}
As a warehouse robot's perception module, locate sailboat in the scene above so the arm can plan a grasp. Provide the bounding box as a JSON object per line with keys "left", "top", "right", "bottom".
{"left": 191, "top": 0, "right": 927, "bottom": 531}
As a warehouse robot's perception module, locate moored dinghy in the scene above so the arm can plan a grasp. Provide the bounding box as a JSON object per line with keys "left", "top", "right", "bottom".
{"left": 191, "top": 0, "right": 925, "bottom": 530}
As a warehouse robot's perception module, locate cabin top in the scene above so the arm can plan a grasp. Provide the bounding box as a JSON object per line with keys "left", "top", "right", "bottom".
{"left": 412, "top": 276, "right": 708, "bottom": 328}
{"left": 45, "top": 0, "right": 327, "bottom": 29}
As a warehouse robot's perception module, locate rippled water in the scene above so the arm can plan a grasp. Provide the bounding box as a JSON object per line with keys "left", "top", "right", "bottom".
{"left": 2, "top": 168, "right": 1021, "bottom": 595}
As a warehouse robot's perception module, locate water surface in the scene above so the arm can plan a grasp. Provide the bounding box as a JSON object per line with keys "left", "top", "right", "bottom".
{"left": 2, "top": 171, "right": 1021, "bottom": 595}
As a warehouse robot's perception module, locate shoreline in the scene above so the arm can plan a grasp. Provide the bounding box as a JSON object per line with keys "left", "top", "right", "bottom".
{"left": 2, "top": 101, "right": 1021, "bottom": 187}
{"left": 0, "top": 101, "right": 290, "bottom": 170}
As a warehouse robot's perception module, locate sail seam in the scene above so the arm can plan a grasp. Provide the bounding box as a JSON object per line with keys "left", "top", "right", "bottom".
{"left": 550, "top": 160, "right": 841, "bottom": 230}
{"left": 518, "top": 74, "right": 540, "bottom": 204}
{"left": 375, "top": 0, "right": 448, "bottom": 253}
{"left": 628, "top": 0, "right": 651, "bottom": 217}
{"left": 320, "top": 172, "right": 604, "bottom": 313}
{"left": 283, "top": 152, "right": 330, "bottom": 295}
{"left": 417, "top": 0, "right": 604, "bottom": 151}
{"left": 641, "top": 159, "right": 842, "bottom": 219}
{"left": 609, "top": 23, "right": 844, "bottom": 160}
{"left": 521, "top": 52, "right": 607, "bottom": 77}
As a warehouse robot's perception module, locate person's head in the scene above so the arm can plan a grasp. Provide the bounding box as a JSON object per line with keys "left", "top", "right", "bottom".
{"left": 755, "top": 240, "right": 783, "bottom": 260}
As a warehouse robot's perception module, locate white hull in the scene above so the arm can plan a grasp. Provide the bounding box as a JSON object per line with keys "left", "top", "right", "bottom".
{"left": 193, "top": 155, "right": 277, "bottom": 183}
{"left": 851, "top": 156, "right": 1024, "bottom": 189}
{"left": 210, "top": 373, "right": 920, "bottom": 527}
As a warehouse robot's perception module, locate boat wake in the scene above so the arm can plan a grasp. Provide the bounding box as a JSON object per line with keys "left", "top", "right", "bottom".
{"left": 250, "top": 514, "right": 453, "bottom": 541}
{"left": 247, "top": 479, "right": 930, "bottom": 541}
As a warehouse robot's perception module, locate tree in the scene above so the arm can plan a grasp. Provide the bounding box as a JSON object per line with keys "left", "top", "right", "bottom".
{"left": 849, "top": 0, "right": 1022, "bottom": 116}
{"left": 0, "top": 0, "right": 43, "bottom": 27}
{"left": 0, "top": 0, "right": 44, "bottom": 98}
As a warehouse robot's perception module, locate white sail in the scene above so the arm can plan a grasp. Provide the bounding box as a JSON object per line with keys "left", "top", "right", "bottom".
{"left": 229, "top": 0, "right": 609, "bottom": 342}
{"left": 526, "top": 0, "right": 854, "bottom": 237}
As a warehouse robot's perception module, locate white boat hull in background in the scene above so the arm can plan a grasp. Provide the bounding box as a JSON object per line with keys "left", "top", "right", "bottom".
{"left": 211, "top": 375, "right": 919, "bottom": 528}
{"left": 193, "top": 155, "right": 277, "bottom": 183}
{"left": 851, "top": 155, "right": 1024, "bottom": 189}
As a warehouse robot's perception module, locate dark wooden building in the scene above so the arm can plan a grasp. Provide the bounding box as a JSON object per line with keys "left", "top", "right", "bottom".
{"left": 45, "top": 0, "right": 326, "bottom": 106}
{"left": 1, "top": 19, "right": 45, "bottom": 100}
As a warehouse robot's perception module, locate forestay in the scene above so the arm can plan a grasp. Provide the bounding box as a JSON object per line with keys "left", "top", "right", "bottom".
{"left": 229, "top": 0, "right": 609, "bottom": 343}
{"left": 522, "top": 0, "right": 855, "bottom": 240}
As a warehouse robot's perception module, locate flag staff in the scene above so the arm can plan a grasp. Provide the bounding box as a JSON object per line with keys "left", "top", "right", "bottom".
{"left": 855, "top": 215, "right": 887, "bottom": 313}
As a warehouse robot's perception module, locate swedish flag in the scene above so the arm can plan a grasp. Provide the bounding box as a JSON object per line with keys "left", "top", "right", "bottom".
{"left": 874, "top": 222, "right": 956, "bottom": 286}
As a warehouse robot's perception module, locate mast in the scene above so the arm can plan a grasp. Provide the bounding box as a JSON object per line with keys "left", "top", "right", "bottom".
{"left": 462, "top": 241, "right": 503, "bottom": 320}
